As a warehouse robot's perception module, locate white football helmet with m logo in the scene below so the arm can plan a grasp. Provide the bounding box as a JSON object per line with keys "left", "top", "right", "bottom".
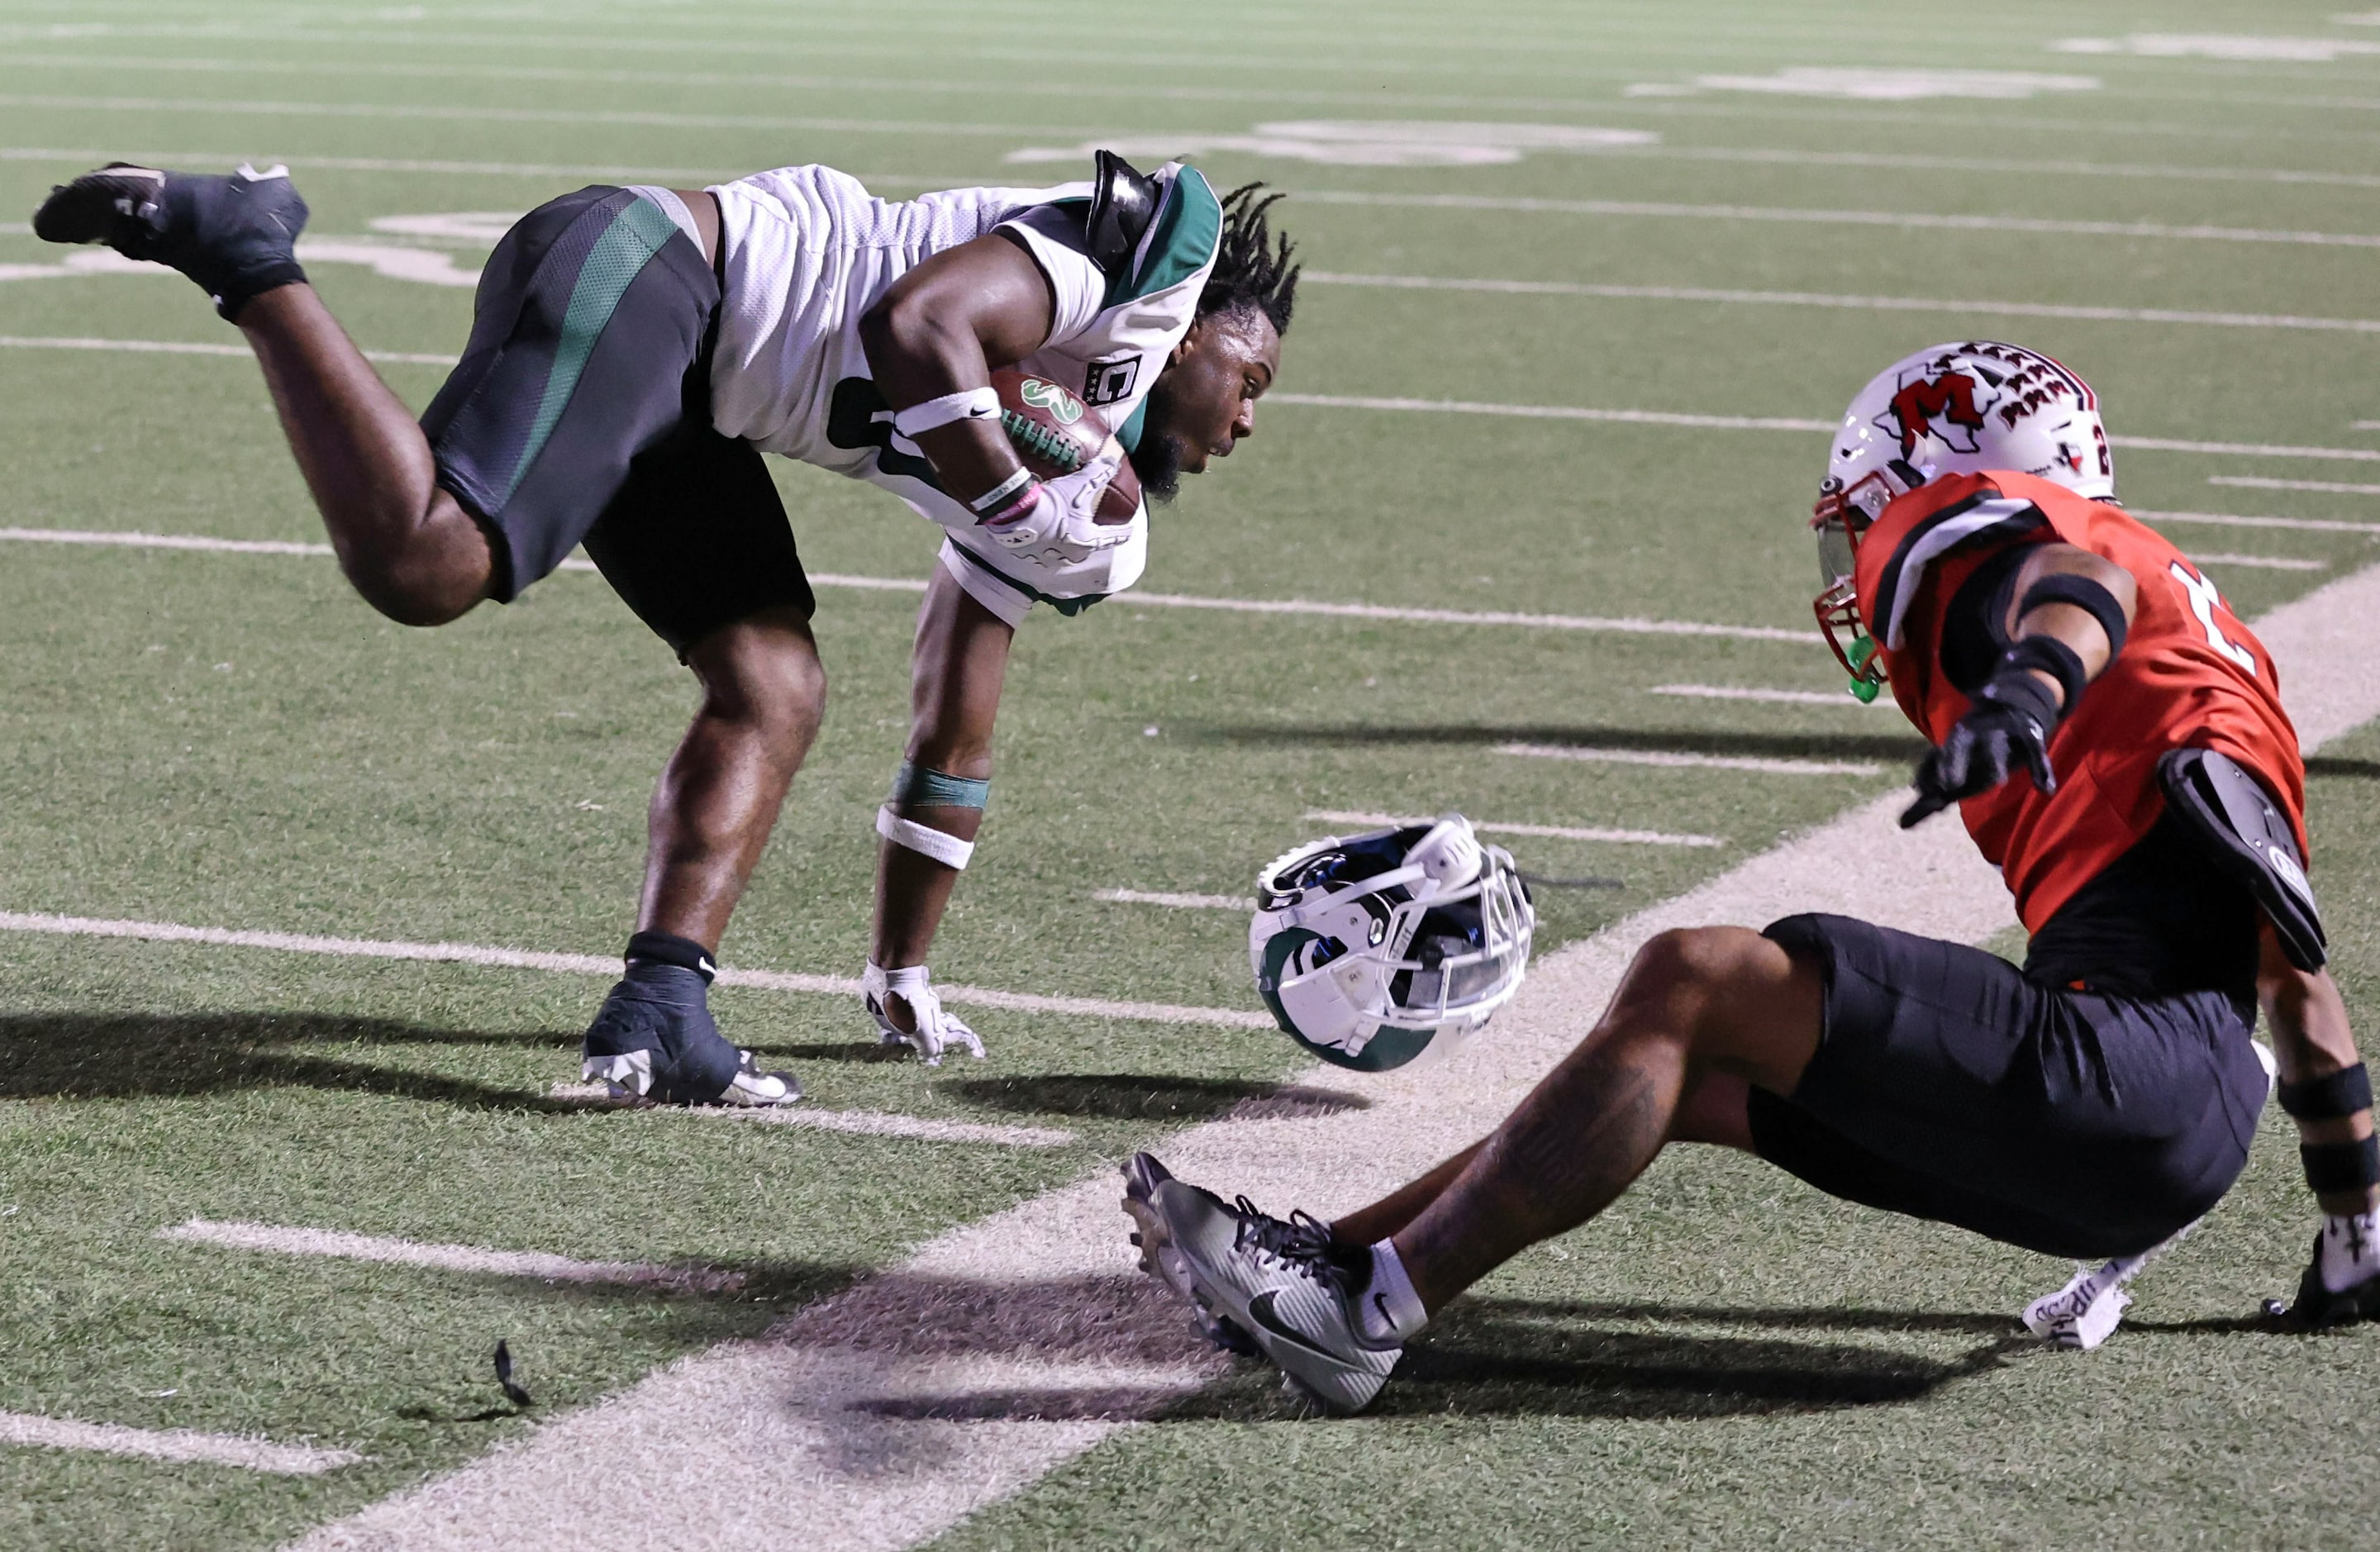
{"left": 1811, "top": 340, "right": 2115, "bottom": 697}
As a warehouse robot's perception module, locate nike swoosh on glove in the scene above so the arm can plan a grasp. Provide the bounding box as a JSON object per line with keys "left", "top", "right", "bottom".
{"left": 1900, "top": 674, "right": 2059, "bottom": 829}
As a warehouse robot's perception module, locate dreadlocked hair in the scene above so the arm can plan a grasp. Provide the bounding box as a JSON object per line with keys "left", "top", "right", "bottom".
{"left": 1197, "top": 182, "right": 1299, "bottom": 335}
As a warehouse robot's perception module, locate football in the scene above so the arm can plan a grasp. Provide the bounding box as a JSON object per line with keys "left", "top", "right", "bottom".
{"left": 991, "top": 365, "right": 1142, "bottom": 523}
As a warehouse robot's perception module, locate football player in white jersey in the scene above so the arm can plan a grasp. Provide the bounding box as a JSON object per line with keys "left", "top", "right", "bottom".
{"left": 34, "top": 152, "right": 1297, "bottom": 1103}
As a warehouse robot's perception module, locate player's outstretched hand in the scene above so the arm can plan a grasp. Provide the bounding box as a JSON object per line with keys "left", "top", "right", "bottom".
{"left": 1900, "top": 694, "right": 2057, "bottom": 829}
{"left": 863, "top": 963, "right": 988, "bottom": 1066}
{"left": 896, "top": 1001, "right": 985, "bottom": 1066}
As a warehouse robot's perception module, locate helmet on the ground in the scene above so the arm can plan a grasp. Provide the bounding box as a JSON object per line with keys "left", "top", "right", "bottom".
{"left": 1249, "top": 814, "right": 1535, "bottom": 1072}
{"left": 1810, "top": 341, "right": 2113, "bottom": 701}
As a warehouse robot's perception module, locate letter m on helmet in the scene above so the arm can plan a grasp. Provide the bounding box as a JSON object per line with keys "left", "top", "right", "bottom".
{"left": 1887, "top": 372, "right": 1985, "bottom": 455}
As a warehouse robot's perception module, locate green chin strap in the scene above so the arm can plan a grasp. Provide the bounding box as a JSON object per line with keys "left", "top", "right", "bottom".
{"left": 1846, "top": 635, "right": 1883, "bottom": 704}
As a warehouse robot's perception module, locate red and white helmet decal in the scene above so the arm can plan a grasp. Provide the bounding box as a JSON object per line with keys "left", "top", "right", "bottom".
{"left": 1806, "top": 340, "right": 2115, "bottom": 700}
{"left": 1822, "top": 341, "right": 2113, "bottom": 541}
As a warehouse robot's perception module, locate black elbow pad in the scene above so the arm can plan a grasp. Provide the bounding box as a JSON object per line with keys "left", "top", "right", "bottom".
{"left": 2159, "top": 747, "right": 2326, "bottom": 972}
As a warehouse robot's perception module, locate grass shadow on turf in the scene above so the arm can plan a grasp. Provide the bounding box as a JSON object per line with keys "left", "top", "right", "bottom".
{"left": 1199, "top": 722, "right": 1930, "bottom": 763}
{"left": 762, "top": 1040, "right": 911, "bottom": 1063}
{"left": 1160, "top": 1313, "right": 2029, "bottom": 1423}
{"left": 0, "top": 1011, "right": 588, "bottom": 1108}
{"left": 1463, "top": 1293, "right": 2016, "bottom": 1336}
{"left": 2306, "top": 756, "right": 2380, "bottom": 782}
{"left": 940, "top": 1074, "right": 1369, "bottom": 1123}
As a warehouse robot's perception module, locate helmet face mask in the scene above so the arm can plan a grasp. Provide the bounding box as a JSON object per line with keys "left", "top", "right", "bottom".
{"left": 1808, "top": 340, "right": 2114, "bottom": 705}
{"left": 1250, "top": 815, "right": 1535, "bottom": 1072}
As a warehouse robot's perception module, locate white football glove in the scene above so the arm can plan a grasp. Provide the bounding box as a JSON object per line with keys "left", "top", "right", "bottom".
{"left": 862, "top": 960, "right": 985, "bottom": 1065}
{"left": 979, "top": 438, "right": 1136, "bottom": 569}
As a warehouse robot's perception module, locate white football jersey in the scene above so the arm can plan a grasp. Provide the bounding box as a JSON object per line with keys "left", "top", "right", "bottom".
{"left": 706, "top": 160, "right": 1225, "bottom": 625}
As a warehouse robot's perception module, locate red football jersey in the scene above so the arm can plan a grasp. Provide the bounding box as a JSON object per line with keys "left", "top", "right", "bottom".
{"left": 1854, "top": 470, "right": 2306, "bottom": 932}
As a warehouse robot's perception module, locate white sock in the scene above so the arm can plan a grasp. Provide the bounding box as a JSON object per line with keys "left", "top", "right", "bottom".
{"left": 1356, "top": 1240, "right": 1430, "bottom": 1344}
{"left": 2319, "top": 1207, "right": 2380, "bottom": 1293}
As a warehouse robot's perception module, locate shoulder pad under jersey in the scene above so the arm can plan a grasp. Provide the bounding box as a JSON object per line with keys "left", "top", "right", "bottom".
{"left": 1084, "top": 150, "right": 1159, "bottom": 278}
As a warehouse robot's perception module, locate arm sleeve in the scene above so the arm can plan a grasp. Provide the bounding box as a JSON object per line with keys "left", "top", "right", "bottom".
{"left": 996, "top": 205, "right": 1107, "bottom": 346}
{"left": 1938, "top": 544, "right": 2032, "bottom": 695}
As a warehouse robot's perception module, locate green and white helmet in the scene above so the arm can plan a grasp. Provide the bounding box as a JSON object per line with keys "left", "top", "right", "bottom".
{"left": 1249, "top": 814, "right": 1535, "bottom": 1072}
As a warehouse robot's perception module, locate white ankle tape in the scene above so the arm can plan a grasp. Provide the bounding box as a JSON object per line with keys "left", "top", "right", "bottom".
{"left": 877, "top": 805, "right": 975, "bottom": 869}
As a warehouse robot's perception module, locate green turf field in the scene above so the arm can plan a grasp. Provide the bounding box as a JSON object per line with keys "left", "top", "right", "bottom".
{"left": 4, "top": 0, "right": 2380, "bottom": 1545}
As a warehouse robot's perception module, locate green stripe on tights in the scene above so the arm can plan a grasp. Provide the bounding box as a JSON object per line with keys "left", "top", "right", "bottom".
{"left": 503, "top": 196, "right": 682, "bottom": 502}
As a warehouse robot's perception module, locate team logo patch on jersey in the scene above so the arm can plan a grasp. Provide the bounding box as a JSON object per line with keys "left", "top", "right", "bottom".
{"left": 1017, "top": 375, "right": 1086, "bottom": 425}
{"left": 1084, "top": 355, "right": 1141, "bottom": 407}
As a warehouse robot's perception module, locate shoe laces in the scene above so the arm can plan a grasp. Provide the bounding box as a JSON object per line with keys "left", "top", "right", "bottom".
{"left": 1230, "top": 1197, "right": 1358, "bottom": 1295}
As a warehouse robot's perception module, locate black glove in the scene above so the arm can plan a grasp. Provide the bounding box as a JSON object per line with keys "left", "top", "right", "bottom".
{"left": 1900, "top": 655, "right": 2063, "bottom": 829}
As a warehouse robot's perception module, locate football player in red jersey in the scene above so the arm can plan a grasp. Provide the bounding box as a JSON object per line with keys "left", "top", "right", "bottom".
{"left": 1122, "top": 342, "right": 2378, "bottom": 1414}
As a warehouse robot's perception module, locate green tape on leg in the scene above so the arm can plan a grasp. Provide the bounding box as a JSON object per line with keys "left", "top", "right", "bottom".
{"left": 890, "top": 761, "right": 990, "bottom": 810}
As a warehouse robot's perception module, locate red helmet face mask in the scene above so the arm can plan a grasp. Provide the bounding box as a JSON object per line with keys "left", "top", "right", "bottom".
{"left": 1811, "top": 473, "right": 1892, "bottom": 704}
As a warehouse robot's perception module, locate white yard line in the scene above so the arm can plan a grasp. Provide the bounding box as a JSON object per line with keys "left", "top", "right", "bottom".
{"left": 1303, "top": 809, "right": 1725, "bottom": 848}
{"left": 0, "top": 521, "right": 1807, "bottom": 641}
{"left": 0, "top": 911, "right": 1269, "bottom": 1031}
{"left": 543, "top": 1088, "right": 1078, "bottom": 1149}
{"left": 2190, "top": 553, "right": 2328, "bottom": 572}
{"left": 159, "top": 1218, "right": 743, "bottom": 1293}
{"left": 1123, "top": 588, "right": 1811, "bottom": 640}
{"left": 278, "top": 559, "right": 2380, "bottom": 1552}
{"left": 1273, "top": 392, "right": 1833, "bottom": 433}
{"left": 1497, "top": 741, "right": 1885, "bottom": 777}
{"left": 1307, "top": 269, "right": 2380, "bottom": 336}
{"left": 1274, "top": 394, "right": 2380, "bottom": 464}
{"left": 0, "top": 1410, "right": 362, "bottom": 1477}
{"left": 6, "top": 337, "right": 2370, "bottom": 465}
{"left": 1293, "top": 189, "right": 2380, "bottom": 250}
{"left": 0, "top": 526, "right": 335, "bottom": 556}
{"left": 0, "top": 92, "right": 1095, "bottom": 139}
{"left": 0, "top": 334, "right": 456, "bottom": 365}
{"left": 0, "top": 145, "right": 961, "bottom": 186}
{"left": 1648, "top": 683, "right": 1861, "bottom": 706}
{"left": 2210, "top": 475, "right": 2380, "bottom": 496}
{"left": 2142, "top": 510, "right": 2380, "bottom": 535}
{"left": 1092, "top": 888, "right": 1245, "bottom": 912}
{"left": 1653, "top": 144, "right": 2380, "bottom": 193}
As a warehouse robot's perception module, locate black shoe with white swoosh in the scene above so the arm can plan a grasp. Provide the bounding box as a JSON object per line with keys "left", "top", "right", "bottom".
{"left": 34, "top": 162, "right": 310, "bottom": 320}
{"left": 1127, "top": 1153, "right": 1401, "bottom": 1413}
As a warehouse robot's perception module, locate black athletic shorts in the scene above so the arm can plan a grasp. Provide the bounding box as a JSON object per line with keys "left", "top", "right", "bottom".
{"left": 1749, "top": 912, "right": 2270, "bottom": 1259}
{"left": 419, "top": 185, "right": 813, "bottom": 655}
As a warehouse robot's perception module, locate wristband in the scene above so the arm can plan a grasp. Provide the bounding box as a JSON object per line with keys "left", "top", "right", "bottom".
{"left": 890, "top": 387, "right": 999, "bottom": 439}
{"left": 967, "top": 466, "right": 1034, "bottom": 516}
{"left": 2302, "top": 1135, "right": 2380, "bottom": 1195}
{"left": 978, "top": 481, "right": 1042, "bottom": 527}
{"left": 2280, "top": 1062, "right": 2373, "bottom": 1121}
{"left": 1995, "top": 634, "right": 2087, "bottom": 717}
